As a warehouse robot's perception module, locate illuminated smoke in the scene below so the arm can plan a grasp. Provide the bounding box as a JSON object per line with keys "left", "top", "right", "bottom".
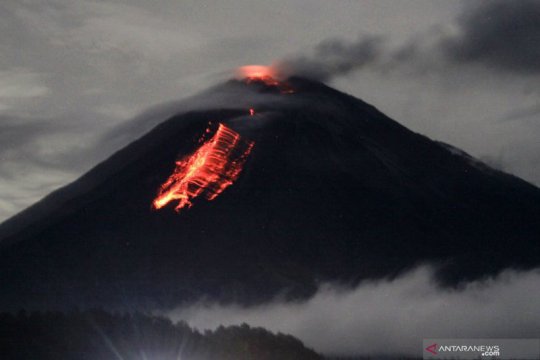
{"left": 236, "top": 65, "right": 295, "bottom": 93}
{"left": 152, "top": 123, "right": 254, "bottom": 213}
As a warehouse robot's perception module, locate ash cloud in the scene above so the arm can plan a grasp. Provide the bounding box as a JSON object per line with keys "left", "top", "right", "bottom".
{"left": 441, "top": 0, "right": 540, "bottom": 74}
{"left": 276, "top": 35, "right": 384, "bottom": 81}
{"left": 277, "top": 1, "right": 540, "bottom": 81}
{"left": 169, "top": 266, "right": 540, "bottom": 357}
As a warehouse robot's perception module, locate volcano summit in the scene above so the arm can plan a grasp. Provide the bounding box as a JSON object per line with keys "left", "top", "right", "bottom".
{"left": 0, "top": 75, "right": 539, "bottom": 310}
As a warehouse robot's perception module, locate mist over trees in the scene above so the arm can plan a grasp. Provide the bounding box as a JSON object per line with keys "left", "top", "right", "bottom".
{"left": 0, "top": 310, "right": 322, "bottom": 360}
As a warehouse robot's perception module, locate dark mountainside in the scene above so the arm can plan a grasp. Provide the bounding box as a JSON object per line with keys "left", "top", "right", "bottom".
{"left": 0, "top": 77, "right": 539, "bottom": 310}
{"left": 0, "top": 310, "right": 322, "bottom": 360}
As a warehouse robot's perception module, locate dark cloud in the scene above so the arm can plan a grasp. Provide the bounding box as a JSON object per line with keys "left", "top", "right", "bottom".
{"left": 0, "top": 116, "right": 50, "bottom": 153}
{"left": 499, "top": 104, "right": 540, "bottom": 122}
{"left": 441, "top": 0, "right": 540, "bottom": 73}
{"left": 276, "top": 35, "right": 383, "bottom": 81}
{"left": 0, "top": 114, "right": 107, "bottom": 220}
{"left": 0, "top": 115, "right": 99, "bottom": 170}
{"left": 279, "top": 1, "right": 540, "bottom": 80}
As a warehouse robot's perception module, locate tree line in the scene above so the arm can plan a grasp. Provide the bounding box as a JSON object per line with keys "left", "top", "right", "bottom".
{"left": 0, "top": 309, "right": 322, "bottom": 360}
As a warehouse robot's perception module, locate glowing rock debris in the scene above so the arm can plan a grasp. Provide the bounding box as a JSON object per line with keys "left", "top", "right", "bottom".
{"left": 152, "top": 123, "right": 254, "bottom": 213}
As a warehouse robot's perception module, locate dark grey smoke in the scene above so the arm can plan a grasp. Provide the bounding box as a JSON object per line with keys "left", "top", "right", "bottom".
{"left": 277, "top": 1, "right": 540, "bottom": 81}
{"left": 440, "top": 0, "right": 540, "bottom": 73}
{"left": 276, "top": 35, "right": 383, "bottom": 81}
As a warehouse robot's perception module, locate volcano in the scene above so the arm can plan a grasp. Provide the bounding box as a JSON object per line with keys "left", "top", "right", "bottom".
{"left": 0, "top": 76, "right": 539, "bottom": 311}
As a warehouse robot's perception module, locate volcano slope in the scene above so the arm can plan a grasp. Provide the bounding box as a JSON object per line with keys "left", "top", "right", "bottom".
{"left": 0, "top": 77, "right": 539, "bottom": 310}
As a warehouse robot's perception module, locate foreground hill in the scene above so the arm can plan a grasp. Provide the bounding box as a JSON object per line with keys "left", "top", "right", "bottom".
{"left": 0, "top": 310, "right": 322, "bottom": 360}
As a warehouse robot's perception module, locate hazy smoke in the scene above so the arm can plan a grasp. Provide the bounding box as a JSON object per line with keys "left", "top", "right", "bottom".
{"left": 276, "top": 1, "right": 540, "bottom": 82}
{"left": 441, "top": 0, "right": 540, "bottom": 74}
{"left": 169, "top": 266, "right": 540, "bottom": 357}
{"left": 276, "top": 35, "right": 383, "bottom": 81}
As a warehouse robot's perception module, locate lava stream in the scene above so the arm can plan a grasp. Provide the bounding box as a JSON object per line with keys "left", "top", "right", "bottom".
{"left": 152, "top": 123, "right": 254, "bottom": 213}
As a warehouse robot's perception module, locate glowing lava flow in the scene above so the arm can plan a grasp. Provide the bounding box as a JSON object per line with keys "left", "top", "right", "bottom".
{"left": 152, "top": 124, "right": 254, "bottom": 213}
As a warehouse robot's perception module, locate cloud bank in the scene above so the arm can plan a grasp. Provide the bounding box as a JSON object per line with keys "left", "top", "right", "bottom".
{"left": 169, "top": 266, "right": 540, "bottom": 357}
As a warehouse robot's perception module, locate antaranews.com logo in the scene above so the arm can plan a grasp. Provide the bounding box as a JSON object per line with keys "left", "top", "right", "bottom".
{"left": 425, "top": 343, "right": 500, "bottom": 357}
{"left": 423, "top": 339, "right": 539, "bottom": 360}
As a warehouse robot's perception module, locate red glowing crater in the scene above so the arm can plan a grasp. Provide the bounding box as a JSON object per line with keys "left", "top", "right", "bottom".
{"left": 236, "top": 65, "right": 294, "bottom": 93}
{"left": 236, "top": 65, "right": 277, "bottom": 82}
{"left": 152, "top": 123, "right": 254, "bottom": 213}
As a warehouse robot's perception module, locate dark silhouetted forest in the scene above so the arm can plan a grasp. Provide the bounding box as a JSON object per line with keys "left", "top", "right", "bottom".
{"left": 0, "top": 310, "right": 322, "bottom": 360}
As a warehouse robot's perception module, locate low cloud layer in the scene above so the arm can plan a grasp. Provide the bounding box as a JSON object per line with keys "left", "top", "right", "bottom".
{"left": 169, "top": 266, "right": 540, "bottom": 357}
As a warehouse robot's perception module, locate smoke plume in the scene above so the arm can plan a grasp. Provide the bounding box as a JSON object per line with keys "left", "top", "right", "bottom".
{"left": 275, "top": 35, "right": 384, "bottom": 81}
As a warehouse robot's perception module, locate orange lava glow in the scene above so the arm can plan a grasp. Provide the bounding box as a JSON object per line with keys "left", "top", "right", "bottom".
{"left": 237, "top": 65, "right": 276, "bottom": 81}
{"left": 152, "top": 124, "right": 254, "bottom": 213}
{"left": 236, "top": 65, "right": 295, "bottom": 93}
